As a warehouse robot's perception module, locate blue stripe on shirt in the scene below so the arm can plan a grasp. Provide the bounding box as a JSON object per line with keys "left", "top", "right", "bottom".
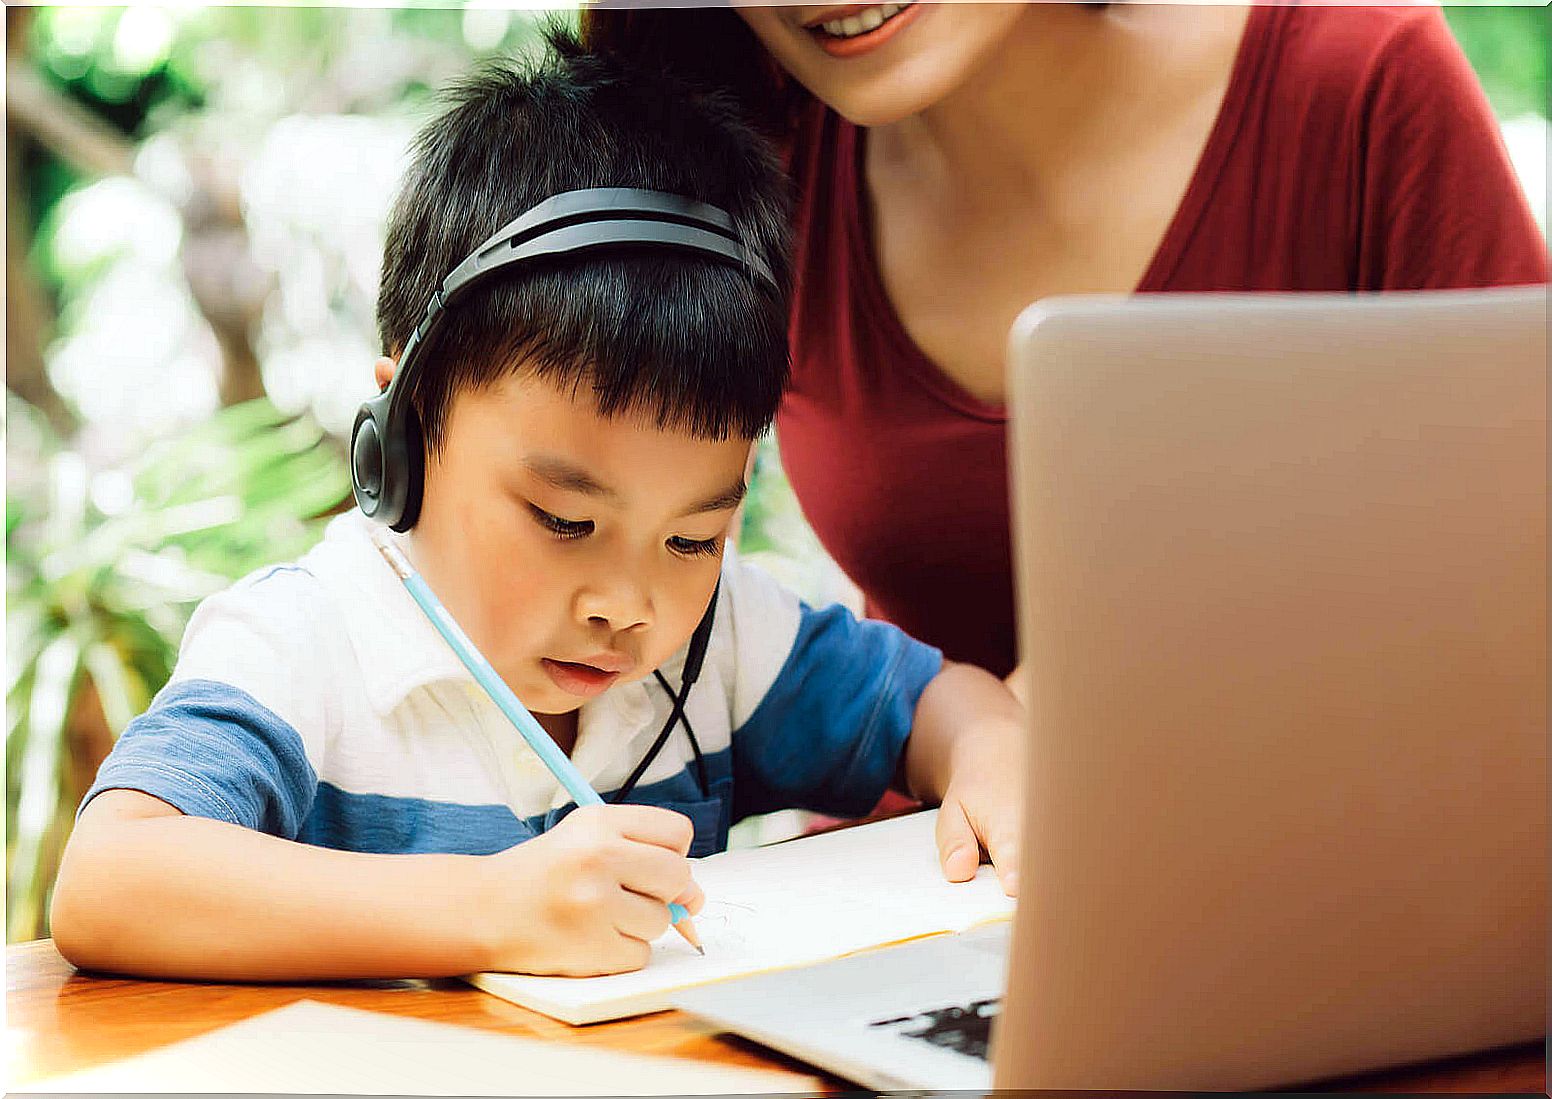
{"left": 82, "top": 599, "right": 943, "bottom": 856}
{"left": 81, "top": 679, "right": 318, "bottom": 836}
{"left": 300, "top": 763, "right": 734, "bottom": 857}
{"left": 731, "top": 602, "right": 943, "bottom": 820}
{"left": 300, "top": 784, "right": 534, "bottom": 854}
{"left": 84, "top": 678, "right": 739, "bottom": 857}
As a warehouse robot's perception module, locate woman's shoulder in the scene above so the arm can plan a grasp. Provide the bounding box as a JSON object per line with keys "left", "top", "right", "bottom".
{"left": 1266, "top": 6, "right": 1477, "bottom": 110}
{"left": 1248, "top": 5, "right": 1545, "bottom": 290}
{"left": 1246, "top": 5, "right": 1508, "bottom": 192}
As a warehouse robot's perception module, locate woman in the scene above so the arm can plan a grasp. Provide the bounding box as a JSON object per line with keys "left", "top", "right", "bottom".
{"left": 586, "top": 4, "right": 1548, "bottom": 682}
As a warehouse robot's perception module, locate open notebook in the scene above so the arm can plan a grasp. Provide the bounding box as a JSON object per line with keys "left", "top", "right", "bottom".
{"left": 468, "top": 809, "right": 1015, "bottom": 1024}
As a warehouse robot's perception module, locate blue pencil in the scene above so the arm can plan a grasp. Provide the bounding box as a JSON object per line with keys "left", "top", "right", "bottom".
{"left": 369, "top": 526, "right": 704, "bottom": 956}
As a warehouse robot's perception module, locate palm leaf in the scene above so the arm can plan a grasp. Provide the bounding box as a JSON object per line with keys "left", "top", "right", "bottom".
{"left": 7, "top": 632, "right": 81, "bottom": 941}
{"left": 6, "top": 398, "right": 351, "bottom": 941}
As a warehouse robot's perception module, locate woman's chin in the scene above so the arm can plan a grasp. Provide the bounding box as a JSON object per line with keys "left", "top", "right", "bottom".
{"left": 810, "top": 67, "right": 973, "bottom": 129}
{"left": 762, "top": 3, "right": 1031, "bottom": 128}
{"left": 791, "top": 48, "right": 1010, "bottom": 129}
{"left": 816, "top": 82, "right": 958, "bottom": 129}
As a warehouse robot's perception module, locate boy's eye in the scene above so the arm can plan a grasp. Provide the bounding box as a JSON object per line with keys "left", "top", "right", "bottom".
{"left": 668, "top": 535, "right": 723, "bottom": 559}
{"left": 528, "top": 505, "right": 593, "bottom": 540}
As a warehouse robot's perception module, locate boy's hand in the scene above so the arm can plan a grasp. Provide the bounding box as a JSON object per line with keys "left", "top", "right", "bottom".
{"left": 475, "top": 804, "right": 704, "bottom": 977}
{"left": 903, "top": 661, "right": 1026, "bottom": 898}
{"left": 935, "top": 720, "right": 1023, "bottom": 896}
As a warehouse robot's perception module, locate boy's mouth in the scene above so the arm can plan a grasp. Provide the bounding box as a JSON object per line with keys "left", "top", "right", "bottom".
{"left": 541, "top": 656, "right": 629, "bottom": 699}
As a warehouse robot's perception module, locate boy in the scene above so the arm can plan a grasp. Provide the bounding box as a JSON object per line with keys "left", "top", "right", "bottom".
{"left": 50, "top": 33, "right": 1023, "bottom": 982}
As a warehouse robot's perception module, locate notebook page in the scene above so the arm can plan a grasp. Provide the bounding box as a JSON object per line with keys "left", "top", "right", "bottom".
{"left": 471, "top": 810, "right": 1015, "bottom": 1021}
{"left": 702, "top": 808, "right": 1015, "bottom": 934}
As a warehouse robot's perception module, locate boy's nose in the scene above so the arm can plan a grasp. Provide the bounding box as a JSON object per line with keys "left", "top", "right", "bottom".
{"left": 574, "top": 580, "right": 653, "bottom": 633}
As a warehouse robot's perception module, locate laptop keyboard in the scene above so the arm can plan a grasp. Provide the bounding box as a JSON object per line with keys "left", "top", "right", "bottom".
{"left": 868, "top": 997, "right": 1001, "bottom": 1061}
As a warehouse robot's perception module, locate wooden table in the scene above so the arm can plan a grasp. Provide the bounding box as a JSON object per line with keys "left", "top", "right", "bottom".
{"left": 7, "top": 938, "right": 1544, "bottom": 1093}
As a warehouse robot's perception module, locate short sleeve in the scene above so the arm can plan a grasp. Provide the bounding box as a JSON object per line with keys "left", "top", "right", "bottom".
{"left": 80, "top": 566, "right": 335, "bottom": 837}
{"left": 721, "top": 554, "right": 943, "bottom": 820}
{"left": 1357, "top": 11, "right": 1548, "bottom": 290}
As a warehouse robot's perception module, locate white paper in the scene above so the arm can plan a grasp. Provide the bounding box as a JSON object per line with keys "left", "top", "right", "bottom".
{"left": 470, "top": 810, "right": 1015, "bottom": 1023}
{"left": 28, "top": 999, "right": 814, "bottom": 1095}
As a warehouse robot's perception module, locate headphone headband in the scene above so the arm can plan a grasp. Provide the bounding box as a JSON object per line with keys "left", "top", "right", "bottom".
{"left": 468, "top": 188, "right": 744, "bottom": 260}
{"left": 444, "top": 217, "right": 776, "bottom": 311}
{"left": 351, "top": 187, "right": 777, "bottom": 532}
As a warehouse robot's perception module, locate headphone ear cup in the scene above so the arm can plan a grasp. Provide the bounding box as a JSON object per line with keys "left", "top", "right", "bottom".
{"left": 350, "top": 393, "right": 392, "bottom": 521}
{"left": 389, "top": 405, "right": 426, "bottom": 533}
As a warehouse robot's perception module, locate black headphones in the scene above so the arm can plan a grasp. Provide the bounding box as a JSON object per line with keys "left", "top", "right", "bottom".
{"left": 353, "top": 187, "right": 771, "bottom": 801}
{"left": 351, "top": 186, "right": 777, "bottom": 533}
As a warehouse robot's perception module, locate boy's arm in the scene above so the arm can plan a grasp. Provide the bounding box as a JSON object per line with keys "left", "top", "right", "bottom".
{"left": 51, "top": 790, "right": 492, "bottom": 980}
{"left": 901, "top": 661, "right": 1025, "bottom": 896}
{"left": 51, "top": 790, "right": 703, "bottom": 981}
{"left": 718, "top": 551, "right": 1021, "bottom": 891}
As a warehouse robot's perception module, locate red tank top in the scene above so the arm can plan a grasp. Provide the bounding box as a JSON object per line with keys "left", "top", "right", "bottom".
{"left": 779, "top": 6, "right": 1548, "bottom": 677}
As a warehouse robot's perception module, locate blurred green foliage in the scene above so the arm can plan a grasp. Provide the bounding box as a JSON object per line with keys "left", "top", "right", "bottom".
{"left": 1444, "top": 6, "right": 1550, "bottom": 121}
{"left": 6, "top": 399, "right": 350, "bottom": 940}
{"left": 17, "top": 5, "right": 572, "bottom": 242}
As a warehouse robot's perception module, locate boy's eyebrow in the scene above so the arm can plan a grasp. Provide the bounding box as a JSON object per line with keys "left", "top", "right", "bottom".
{"left": 681, "top": 479, "right": 747, "bottom": 517}
{"left": 523, "top": 457, "right": 745, "bottom": 515}
{"left": 524, "top": 456, "right": 619, "bottom": 501}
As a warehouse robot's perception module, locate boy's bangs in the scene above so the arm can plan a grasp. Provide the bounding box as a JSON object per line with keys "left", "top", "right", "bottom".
{"left": 425, "top": 259, "right": 787, "bottom": 446}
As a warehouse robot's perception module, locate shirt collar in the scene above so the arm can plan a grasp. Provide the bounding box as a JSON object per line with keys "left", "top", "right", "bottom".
{"left": 305, "top": 510, "right": 470, "bottom": 716}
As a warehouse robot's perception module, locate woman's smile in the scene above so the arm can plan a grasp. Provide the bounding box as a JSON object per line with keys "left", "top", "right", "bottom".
{"left": 803, "top": 3, "right": 925, "bottom": 58}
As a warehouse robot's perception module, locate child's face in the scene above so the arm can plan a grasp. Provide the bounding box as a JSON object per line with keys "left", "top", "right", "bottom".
{"left": 407, "top": 369, "right": 752, "bottom": 716}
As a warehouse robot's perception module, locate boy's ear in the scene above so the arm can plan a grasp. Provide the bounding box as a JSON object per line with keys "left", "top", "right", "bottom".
{"left": 373, "top": 356, "right": 397, "bottom": 393}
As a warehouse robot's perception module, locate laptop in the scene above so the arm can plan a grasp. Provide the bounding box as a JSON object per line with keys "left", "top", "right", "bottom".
{"left": 674, "top": 287, "right": 1547, "bottom": 1091}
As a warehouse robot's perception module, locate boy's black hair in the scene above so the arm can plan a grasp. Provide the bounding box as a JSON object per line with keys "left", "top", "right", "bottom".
{"left": 375, "top": 26, "right": 792, "bottom": 451}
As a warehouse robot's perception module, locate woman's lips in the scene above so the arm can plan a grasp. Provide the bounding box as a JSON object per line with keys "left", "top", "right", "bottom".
{"left": 806, "top": 2, "right": 925, "bottom": 59}
{"left": 541, "top": 658, "right": 623, "bottom": 699}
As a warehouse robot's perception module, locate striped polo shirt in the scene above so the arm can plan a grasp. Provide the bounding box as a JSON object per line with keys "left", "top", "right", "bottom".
{"left": 83, "top": 510, "right": 943, "bottom": 858}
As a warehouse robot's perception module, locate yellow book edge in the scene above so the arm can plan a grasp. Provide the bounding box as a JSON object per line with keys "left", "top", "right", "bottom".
{"left": 464, "top": 912, "right": 1014, "bottom": 1026}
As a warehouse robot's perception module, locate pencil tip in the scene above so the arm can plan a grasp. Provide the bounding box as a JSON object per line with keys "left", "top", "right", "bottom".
{"left": 695, "top": 945, "right": 705, "bottom": 956}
